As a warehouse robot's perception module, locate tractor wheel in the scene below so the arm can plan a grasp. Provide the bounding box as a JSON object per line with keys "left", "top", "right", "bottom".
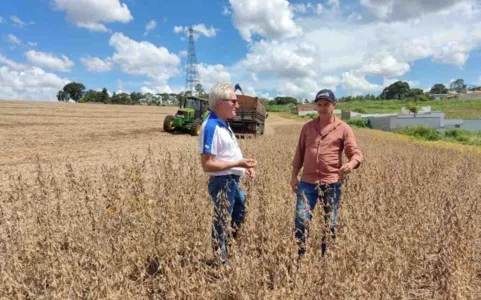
{"left": 163, "top": 115, "right": 175, "bottom": 132}
{"left": 259, "top": 123, "right": 265, "bottom": 135}
{"left": 190, "top": 119, "right": 203, "bottom": 136}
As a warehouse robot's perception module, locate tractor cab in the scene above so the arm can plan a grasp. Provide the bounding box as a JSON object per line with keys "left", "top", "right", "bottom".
{"left": 176, "top": 96, "right": 209, "bottom": 121}
{"left": 163, "top": 96, "right": 210, "bottom": 136}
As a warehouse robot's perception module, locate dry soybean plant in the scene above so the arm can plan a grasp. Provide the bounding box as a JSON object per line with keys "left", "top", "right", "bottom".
{"left": 1, "top": 106, "right": 480, "bottom": 299}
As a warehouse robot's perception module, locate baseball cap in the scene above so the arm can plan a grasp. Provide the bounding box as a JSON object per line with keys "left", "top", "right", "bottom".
{"left": 314, "top": 89, "right": 336, "bottom": 103}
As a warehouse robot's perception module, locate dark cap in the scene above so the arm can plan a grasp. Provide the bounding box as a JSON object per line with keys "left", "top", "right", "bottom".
{"left": 314, "top": 89, "right": 336, "bottom": 102}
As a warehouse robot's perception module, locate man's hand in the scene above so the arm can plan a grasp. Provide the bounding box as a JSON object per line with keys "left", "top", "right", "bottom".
{"left": 237, "top": 159, "right": 257, "bottom": 169}
{"left": 246, "top": 168, "right": 256, "bottom": 179}
{"left": 339, "top": 161, "right": 356, "bottom": 178}
{"left": 290, "top": 176, "right": 299, "bottom": 193}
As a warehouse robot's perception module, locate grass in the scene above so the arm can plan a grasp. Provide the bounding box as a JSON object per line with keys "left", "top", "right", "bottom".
{"left": 267, "top": 104, "right": 293, "bottom": 113}
{"left": 336, "top": 99, "right": 481, "bottom": 119}
{"left": 1, "top": 100, "right": 480, "bottom": 298}
{"left": 386, "top": 126, "right": 481, "bottom": 145}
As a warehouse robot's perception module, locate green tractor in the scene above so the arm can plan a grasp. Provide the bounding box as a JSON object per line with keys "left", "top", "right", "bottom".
{"left": 163, "top": 96, "right": 210, "bottom": 136}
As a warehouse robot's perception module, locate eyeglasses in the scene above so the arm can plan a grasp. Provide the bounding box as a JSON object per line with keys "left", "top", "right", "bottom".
{"left": 222, "top": 98, "right": 238, "bottom": 104}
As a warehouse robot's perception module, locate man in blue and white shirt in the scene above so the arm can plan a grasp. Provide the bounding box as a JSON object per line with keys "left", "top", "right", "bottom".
{"left": 199, "top": 82, "right": 257, "bottom": 267}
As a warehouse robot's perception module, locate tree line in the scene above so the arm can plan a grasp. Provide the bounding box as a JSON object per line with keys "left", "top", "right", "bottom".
{"left": 57, "top": 78, "right": 481, "bottom": 106}
{"left": 338, "top": 79, "right": 480, "bottom": 103}
{"left": 56, "top": 82, "right": 208, "bottom": 106}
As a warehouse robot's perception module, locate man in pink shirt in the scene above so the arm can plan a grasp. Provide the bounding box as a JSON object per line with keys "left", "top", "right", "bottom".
{"left": 291, "top": 89, "right": 362, "bottom": 257}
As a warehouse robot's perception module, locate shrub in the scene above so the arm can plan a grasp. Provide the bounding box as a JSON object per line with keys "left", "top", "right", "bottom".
{"left": 352, "top": 107, "right": 367, "bottom": 113}
{"left": 346, "top": 118, "right": 370, "bottom": 128}
{"left": 396, "top": 125, "right": 442, "bottom": 141}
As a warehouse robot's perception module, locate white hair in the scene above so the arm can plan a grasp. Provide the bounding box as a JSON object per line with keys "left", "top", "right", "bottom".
{"left": 209, "top": 82, "right": 234, "bottom": 110}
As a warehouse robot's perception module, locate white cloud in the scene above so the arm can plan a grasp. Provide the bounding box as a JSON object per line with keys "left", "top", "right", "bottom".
{"left": 173, "top": 26, "right": 183, "bottom": 34}
{"left": 53, "top": 0, "right": 133, "bottom": 32}
{"left": 6, "top": 34, "right": 37, "bottom": 48}
{"left": 139, "top": 84, "right": 184, "bottom": 95}
{"left": 8, "top": 34, "right": 21, "bottom": 45}
{"left": 341, "top": 71, "right": 383, "bottom": 95}
{"left": 360, "top": 54, "right": 411, "bottom": 77}
{"left": 81, "top": 56, "right": 113, "bottom": 72}
{"left": 144, "top": 20, "right": 157, "bottom": 35}
{"left": 290, "top": 3, "right": 311, "bottom": 14}
{"left": 179, "top": 50, "right": 188, "bottom": 57}
{"left": 0, "top": 55, "right": 28, "bottom": 71}
{"left": 25, "top": 50, "right": 75, "bottom": 72}
{"left": 173, "top": 24, "right": 217, "bottom": 39}
{"left": 10, "top": 16, "right": 34, "bottom": 28}
{"left": 0, "top": 56, "right": 70, "bottom": 101}
{"left": 229, "top": 0, "right": 302, "bottom": 42}
{"left": 222, "top": 6, "right": 231, "bottom": 15}
{"left": 328, "top": 0, "right": 340, "bottom": 9}
{"left": 198, "top": 63, "right": 232, "bottom": 91}
{"left": 241, "top": 40, "right": 315, "bottom": 78}
{"left": 227, "top": 0, "right": 481, "bottom": 98}
{"left": 383, "top": 78, "right": 419, "bottom": 88}
{"left": 347, "top": 12, "right": 363, "bottom": 22}
{"left": 109, "top": 32, "right": 180, "bottom": 84}
{"left": 360, "top": 0, "right": 464, "bottom": 21}
{"left": 432, "top": 41, "right": 469, "bottom": 66}
{"left": 0, "top": 17, "right": 4, "bottom": 23}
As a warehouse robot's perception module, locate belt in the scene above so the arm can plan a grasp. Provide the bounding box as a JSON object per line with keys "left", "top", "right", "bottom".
{"left": 209, "top": 174, "right": 240, "bottom": 179}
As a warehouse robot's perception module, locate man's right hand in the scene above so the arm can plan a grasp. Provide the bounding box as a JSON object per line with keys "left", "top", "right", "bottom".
{"left": 237, "top": 159, "right": 257, "bottom": 169}
{"left": 290, "top": 177, "right": 299, "bottom": 193}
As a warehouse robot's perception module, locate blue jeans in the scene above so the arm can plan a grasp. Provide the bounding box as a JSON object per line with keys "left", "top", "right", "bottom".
{"left": 294, "top": 180, "right": 342, "bottom": 257}
{"left": 208, "top": 174, "right": 246, "bottom": 265}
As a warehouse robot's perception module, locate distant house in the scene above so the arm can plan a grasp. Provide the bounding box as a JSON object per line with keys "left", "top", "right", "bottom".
{"left": 342, "top": 107, "right": 481, "bottom": 132}
{"left": 293, "top": 104, "right": 341, "bottom": 116}
{"left": 365, "top": 111, "right": 470, "bottom": 132}
{"left": 293, "top": 104, "right": 317, "bottom": 116}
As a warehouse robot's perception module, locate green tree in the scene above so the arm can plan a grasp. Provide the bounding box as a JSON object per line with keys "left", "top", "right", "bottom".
{"left": 380, "top": 81, "right": 411, "bottom": 100}
{"left": 56, "top": 90, "right": 69, "bottom": 101}
{"left": 62, "top": 82, "right": 86, "bottom": 102}
{"left": 430, "top": 83, "right": 448, "bottom": 94}
{"left": 274, "top": 96, "right": 298, "bottom": 105}
{"left": 406, "top": 101, "right": 420, "bottom": 117}
{"left": 130, "top": 92, "right": 142, "bottom": 105}
{"left": 449, "top": 79, "right": 465, "bottom": 93}
{"left": 80, "top": 90, "right": 101, "bottom": 103}
{"left": 100, "top": 88, "right": 110, "bottom": 103}
{"left": 195, "top": 83, "right": 207, "bottom": 97}
{"left": 111, "top": 93, "right": 131, "bottom": 105}
{"left": 406, "top": 88, "right": 424, "bottom": 100}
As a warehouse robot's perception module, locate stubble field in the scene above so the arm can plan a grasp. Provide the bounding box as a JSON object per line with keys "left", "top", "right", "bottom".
{"left": 1, "top": 100, "right": 480, "bottom": 299}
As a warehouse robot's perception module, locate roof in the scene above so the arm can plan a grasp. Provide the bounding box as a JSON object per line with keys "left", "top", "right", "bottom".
{"left": 296, "top": 104, "right": 316, "bottom": 111}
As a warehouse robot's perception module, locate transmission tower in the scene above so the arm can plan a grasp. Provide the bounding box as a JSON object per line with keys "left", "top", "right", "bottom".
{"left": 185, "top": 27, "right": 200, "bottom": 94}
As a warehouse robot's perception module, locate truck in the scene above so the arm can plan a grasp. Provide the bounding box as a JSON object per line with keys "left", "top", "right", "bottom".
{"left": 229, "top": 94, "right": 268, "bottom": 138}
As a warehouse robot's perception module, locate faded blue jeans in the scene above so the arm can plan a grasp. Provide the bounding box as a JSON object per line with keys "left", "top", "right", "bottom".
{"left": 208, "top": 174, "right": 246, "bottom": 265}
{"left": 294, "top": 180, "right": 342, "bottom": 257}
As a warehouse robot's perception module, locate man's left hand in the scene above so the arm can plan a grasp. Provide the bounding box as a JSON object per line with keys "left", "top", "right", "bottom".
{"left": 339, "top": 162, "right": 354, "bottom": 178}
{"left": 246, "top": 168, "right": 256, "bottom": 179}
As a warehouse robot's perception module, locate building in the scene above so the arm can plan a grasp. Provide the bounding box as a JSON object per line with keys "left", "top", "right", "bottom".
{"left": 293, "top": 104, "right": 341, "bottom": 116}
{"left": 342, "top": 107, "right": 481, "bottom": 133}
{"left": 292, "top": 104, "right": 316, "bottom": 116}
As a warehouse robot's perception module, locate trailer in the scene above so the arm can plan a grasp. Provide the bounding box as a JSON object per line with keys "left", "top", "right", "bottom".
{"left": 230, "top": 94, "right": 267, "bottom": 138}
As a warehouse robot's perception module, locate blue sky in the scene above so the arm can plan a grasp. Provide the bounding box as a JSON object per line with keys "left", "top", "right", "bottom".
{"left": 1, "top": 0, "right": 481, "bottom": 101}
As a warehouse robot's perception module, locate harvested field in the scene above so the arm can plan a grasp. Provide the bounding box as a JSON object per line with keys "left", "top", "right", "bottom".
{"left": 1, "top": 100, "right": 480, "bottom": 299}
